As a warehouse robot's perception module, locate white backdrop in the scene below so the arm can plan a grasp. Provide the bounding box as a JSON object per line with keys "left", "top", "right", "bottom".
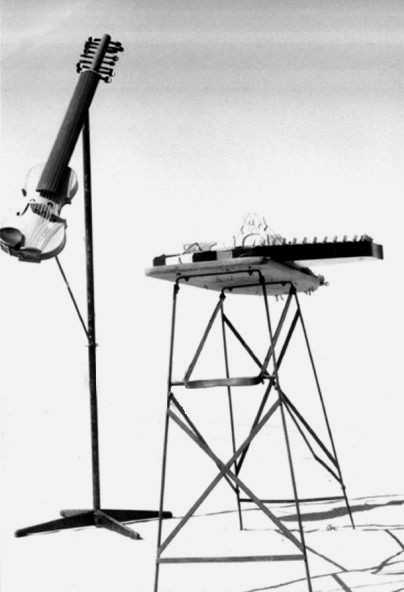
{"left": 0, "top": 2, "right": 403, "bottom": 591}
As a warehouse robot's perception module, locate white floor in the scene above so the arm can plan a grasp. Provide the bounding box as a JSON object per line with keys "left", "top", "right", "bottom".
{"left": 1, "top": 494, "right": 403, "bottom": 592}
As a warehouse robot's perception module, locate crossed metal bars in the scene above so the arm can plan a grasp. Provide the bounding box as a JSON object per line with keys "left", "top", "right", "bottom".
{"left": 154, "top": 271, "right": 354, "bottom": 592}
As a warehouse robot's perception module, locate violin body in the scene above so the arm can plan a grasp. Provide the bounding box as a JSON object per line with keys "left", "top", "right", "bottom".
{"left": 0, "top": 163, "right": 78, "bottom": 262}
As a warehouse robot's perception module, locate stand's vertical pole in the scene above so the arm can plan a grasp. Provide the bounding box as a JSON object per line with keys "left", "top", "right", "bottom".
{"left": 82, "top": 110, "right": 101, "bottom": 512}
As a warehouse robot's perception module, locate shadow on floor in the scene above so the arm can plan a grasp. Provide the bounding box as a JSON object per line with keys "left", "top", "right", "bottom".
{"left": 280, "top": 498, "right": 404, "bottom": 523}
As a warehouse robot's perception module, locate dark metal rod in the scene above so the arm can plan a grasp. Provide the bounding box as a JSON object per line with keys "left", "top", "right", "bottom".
{"left": 223, "top": 314, "right": 263, "bottom": 370}
{"left": 220, "top": 301, "right": 243, "bottom": 529}
{"left": 55, "top": 256, "right": 89, "bottom": 339}
{"left": 281, "top": 392, "right": 338, "bottom": 468}
{"left": 236, "top": 309, "right": 300, "bottom": 474}
{"left": 294, "top": 293, "right": 355, "bottom": 529}
{"left": 260, "top": 290, "right": 293, "bottom": 372}
{"left": 154, "top": 283, "right": 180, "bottom": 592}
{"left": 183, "top": 294, "right": 224, "bottom": 382}
{"left": 170, "top": 395, "right": 237, "bottom": 494}
{"left": 82, "top": 111, "right": 101, "bottom": 511}
{"left": 167, "top": 407, "right": 304, "bottom": 551}
{"left": 283, "top": 402, "right": 341, "bottom": 482}
{"left": 158, "top": 555, "right": 303, "bottom": 564}
{"left": 260, "top": 279, "right": 313, "bottom": 592}
{"left": 158, "top": 398, "right": 281, "bottom": 556}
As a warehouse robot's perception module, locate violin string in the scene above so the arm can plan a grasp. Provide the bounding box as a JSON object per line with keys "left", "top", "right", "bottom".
{"left": 29, "top": 194, "right": 59, "bottom": 249}
{"left": 29, "top": 200, "right": 47, "bottom": 248}
{"left": 29, "top": 200, "right": 53, "bottom": 249}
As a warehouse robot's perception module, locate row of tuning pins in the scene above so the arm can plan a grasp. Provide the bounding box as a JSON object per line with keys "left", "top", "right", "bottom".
{"left": 76, "top": 37, "right": 124, "bottom": 82}
{"left": 267, "top": 234, "right": 372, "bottom": 246}
{"left": 275, "top": 288, "right": 315, "bottom": 301}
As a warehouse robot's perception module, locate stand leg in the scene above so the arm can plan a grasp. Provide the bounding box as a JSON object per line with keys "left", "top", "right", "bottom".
{"left": 294, "top": 292, "right": 355, "bottom": 529}
{"left": 261, "top": 280, "right": 313, "bottom": 592}
{"left": 154, "top": 283, "right": 179, "bottom": 592}
{"left": 220, "top": 297, "right": 243, "bottom": 530}
{"left": 60, "top": 509, "right": 171, "bottom": 522}
{"left": 95, "top": 511, "right": 141, "bottom": 540}
{"left": 15, "top": 512, "right": 95, "bottom": 538}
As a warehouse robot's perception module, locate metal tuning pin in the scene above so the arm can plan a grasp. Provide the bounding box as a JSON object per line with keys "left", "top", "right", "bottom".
{"left": 292, "top": 237, "right": 297, "bottom": 244}
{"left": 323, "top": 236, "right": 328, "bottom": 242}
{"left": 302, "top": 237, "right": 307, "bottom": 244}
{"left": 313, "top": 236, "right": 317, "bottom": 243}
{"left": 353, "top": 234, "right": 358, "bottom": 241}
{"left": 333, "top": 235, "right": 338, "bottom": 242}
{"left": 102, "top": 57, "right": 119, "bottom": 65}
{"left": 343, "top": 235, "right": 347, "bottom": 242}
{"left": 76, "top": 37, "right": 124, "bottom": 82}
{"left": 98, "top": 67, "right": 114, "bottom": 75}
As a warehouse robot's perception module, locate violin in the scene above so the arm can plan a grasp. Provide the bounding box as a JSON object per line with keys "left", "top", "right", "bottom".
{"left": 0, "top": 34, "right": 123, "bottom": 262}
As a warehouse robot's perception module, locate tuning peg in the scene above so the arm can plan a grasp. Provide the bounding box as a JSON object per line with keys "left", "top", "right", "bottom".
{"left": 106, "top": 44, "right": 124, "bottom": 54}
{"left": 292, "top": 237, "right": 297, "bottom": 244}
{"left": 101, "top": 58, "right": 118, "bottom": 67}
{"left": 80, "top": 53, "right": 96, "bottom": 61}
{"left": 108, "top": 40, "right": 123, "bottom": 50}
{"left": 353, "top": 234, "right": 358, "bottom": 241}
{"left": 99, "top": 67, "right": 114, "bottom": 76}
{"left": 102, "top": 56, "right": 119, "bottom": 64}
{"left": 333, "top": 235, "right": 338, "bottom": 242}
{"left": 302, "top": 237, "right": 307, "bottom": 243}
{"left": 343, "top": 235, "right": 347, "bottom": 241}
{"left": 87, "top": 36, "right": 123, "bottom": 51}
{"left": 313, "top": 236, "right": 317, "bottom": 243}
{"left": 84, "top": 42, "right": 99, "bottom": 49}
{"left": 323, "top": 236, "right": 328, "bottom": 242}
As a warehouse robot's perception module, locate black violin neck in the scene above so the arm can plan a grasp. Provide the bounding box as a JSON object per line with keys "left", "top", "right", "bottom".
{"left": 36, "top": 34, "right": 114, "bottom": 200}
{"left": 36, "top": 71, "right": 101, "bottom": 199}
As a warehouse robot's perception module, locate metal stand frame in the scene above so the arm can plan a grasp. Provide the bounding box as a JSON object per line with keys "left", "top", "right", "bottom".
{"left": 154, "top": 271, "right": 354, "bottom": 591}
{"left": 15, "top": 112, "right": 171, "bottom": 539}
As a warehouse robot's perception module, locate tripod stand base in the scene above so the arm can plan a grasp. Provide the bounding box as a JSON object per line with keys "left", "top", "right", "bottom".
{"left": 15, "top": 508, "right": 172, "bottom": 539}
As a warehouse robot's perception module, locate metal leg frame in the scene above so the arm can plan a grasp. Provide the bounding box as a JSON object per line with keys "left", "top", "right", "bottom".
{"left": 154, "top": 275, "right": 354, "bottom": 592}
{"left": 220, "top": 300, "right": 243, "bottom": 530}
{"left": 233, "top": 286, "right": 354, "bottom": 530}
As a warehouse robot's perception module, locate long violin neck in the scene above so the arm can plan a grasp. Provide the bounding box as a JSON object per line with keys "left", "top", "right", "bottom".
{"left": 36, "top": 34, "right": 122, "bottom": 201}
{"left": 36, "top": 71, "right": 101, "bottom": 198}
